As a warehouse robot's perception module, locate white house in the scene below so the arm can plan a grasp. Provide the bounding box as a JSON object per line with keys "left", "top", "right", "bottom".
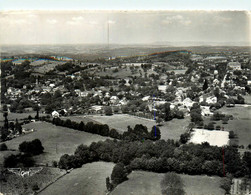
{"left": 52, "top": 111, "right": 60, "bottom": 118}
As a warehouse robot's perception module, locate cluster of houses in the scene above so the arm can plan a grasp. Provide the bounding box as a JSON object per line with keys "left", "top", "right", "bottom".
{"left": 3, "top": 51, "right": 251, "bottom": 120}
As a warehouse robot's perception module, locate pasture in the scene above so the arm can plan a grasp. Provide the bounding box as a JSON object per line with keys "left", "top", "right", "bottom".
{"left": 0, "top": 112, "right": 47, "bottom": 122}
{"left": 39, "top": 162, "right": 115, "bottom": 195}
{"left": 32, "top": 61, "right": 65, "bottom": 74}
{"left": 189, "top": 128, "right": 229, "bottom": 147}
{"left": 88, "top": 114, "right": 189, "bottom": 141}
{"left": 219, "top": 105, "right": 251, "bottom": 147}
{"left": 111, "top": 171, "right": 225, "bottom": 195}
{"left": 2, "top": 122, "right": 110, "bottom": 165}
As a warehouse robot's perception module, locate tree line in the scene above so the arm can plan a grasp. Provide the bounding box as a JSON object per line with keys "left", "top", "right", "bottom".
{"left": 58, "top": 139, "right": 251, "bottom": 178}
{"left": 48, "top": 118, "right": 161, "bottom": 141}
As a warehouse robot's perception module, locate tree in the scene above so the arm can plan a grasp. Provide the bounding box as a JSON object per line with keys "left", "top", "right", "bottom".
{"left": 33, "top": 104, "right": 40, "bottom": 119}
{"left": 0, "top": 143, "right": 8, "bottom": 151}
{"left": 180, "top": 133, "right": 190, "bottom": 144}
{"left": 15, "top": 119, "right": 22, "bottom": 134}
{"left": 3, "top": 112, "right": 8, "bottom": 130}
{"left": 203, "top": 79, "right": 209, "bottom": 91}
{"left": 149, "top": 126, "right": 161, "bottom": 140}
{"left": 106, "top": 177, "right": 113, "bottom": 191}
{"left": 104, "top": 106, "right": 113, "bottom": 116}
{"left": 19, "top": 139, "right": 44, "bottom": 155}
{"left": 4, "top": 154, "right": 18, "bottom": 168}
{"left": 111, "top": 163, "right": 128, "bottom": 186}
{"left": 160, "top": 172, "right": 185, "bottom": 195}
{"left": 220, "top": 176, "right": 232, "bottom": 194}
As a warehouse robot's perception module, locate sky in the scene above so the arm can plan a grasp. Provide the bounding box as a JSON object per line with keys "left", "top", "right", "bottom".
{"left": 0, "top": 0, "right": 250, "bottom": 11}
{"left": 0, "top": 10, "right": 250, "bottom": 45}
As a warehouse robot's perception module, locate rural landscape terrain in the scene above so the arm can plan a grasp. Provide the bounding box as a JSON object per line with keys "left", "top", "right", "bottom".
{"left": 0, "top": 8, "right": 250, "bottom": 195}
{"left": 0, "top": 43, "right": 251, "bottom": 195}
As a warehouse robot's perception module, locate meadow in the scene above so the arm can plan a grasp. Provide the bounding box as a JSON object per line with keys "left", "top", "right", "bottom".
{"left": 218, "top": 105, "right": 251, "bottom": 147}
{"left": 39, "top": 162, "right": 115, "bottom": 195}
{"left": 2, "top": 121, "right": 110, "bottom": 165}
{"left": 111, "top": 171, "right": 225, "bottom": 195}
{"left": 88, "top": 114, "right": 189, "bottom": 141}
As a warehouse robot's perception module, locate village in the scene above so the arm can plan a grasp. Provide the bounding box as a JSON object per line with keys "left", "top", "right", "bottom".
{"left": 1, "top": 48, "right": 251, "bottom": 195}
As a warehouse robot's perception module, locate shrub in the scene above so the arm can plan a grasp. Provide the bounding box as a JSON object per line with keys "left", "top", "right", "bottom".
{"left": 229, "top": 131, "right": 235, "bottom": 139}
{"left": 0, "top": 143, "right": 8, "bottom": 151}
{"left": 32, "top": 183, "right": 39, "bottom": 191}
{"left": 111, "top": 163, "right": 128, "bottom": 186}
{"left": 4, "top": 154, "right": 18, "bottom": 168}
{"left": 52, "top": 160, "right": 58, "bottom": 167}
{"left": 216, "top": 125, "right": 221, "bottom": 130}
{"left": 19, "top": 139, "right": 44, "bottom": 155}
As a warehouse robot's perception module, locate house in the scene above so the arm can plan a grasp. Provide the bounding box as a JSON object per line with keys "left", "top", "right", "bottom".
{"left": 52, "top": 111, "right": 60, "bottom": 118}
{"left": 199, "top": 95, "right": 217, "bottom": 104}
{"left": 182, "top": 98, "right": 195, "bottom": 111}
{"left": 201, "top": 106, "right": 213, "bottom": 116}
{"left": 142, "top": 96, "right": 150, "bottom": 101}
{"left": 110, "top": 96, "right": 119, "bottom": 105}
{"left": 227, "top": 62, "right": 241, "bottom": 70}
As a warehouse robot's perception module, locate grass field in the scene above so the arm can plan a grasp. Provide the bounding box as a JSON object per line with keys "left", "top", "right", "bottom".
{"left": 88, "top": 114, "right": 189, "bottom": 141}
{"left": 39, "top": 162, "right": 115, "bottom": 195}
{"left": 2, "top": 122, "right": 110, "bottom": 165}
{"left": 32, "top": 61, "right": 65, "bottom": 74}
{"left": 218, "top": 105, "right": 251, "bottom": 147}
{"left": 62, "top": 115, "right": 101, "bottom": 124}
{"left": 111, "top": 171, "right": 225, "bottom": 195}
{"left": 0, "top": 112, "right": 47, "bottom": 122}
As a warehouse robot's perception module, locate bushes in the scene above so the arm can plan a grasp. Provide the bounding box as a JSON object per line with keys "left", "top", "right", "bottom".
{"left": 19, "top": 139, "right": 44, "bottom": 155}
{"left": 0, "top": 143, "right": 8, "bottom": 151}
{"left": 229, "top": 131, "right": 235, "bottom": 139}
{"left": 4, "top": 154, "right": 35, "bottom": 168}
{"left": 180, "top": 133, "right": 190, "bottom": 144}
{"left": 111, "top": 163, "right": 128, "bottom": 186}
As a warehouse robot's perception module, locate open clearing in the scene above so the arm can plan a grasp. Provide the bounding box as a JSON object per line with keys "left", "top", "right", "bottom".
{"left": 189, "top": 128, "right": 229, "bottom": 147}
{"left": 88, "top": 114, "right": 189, "bottom": 141}
{"left": 39, "top": 162, "right": 115, "bottom": 195}
{"left": 111, "top": 171, "right": 224, "bottom": 195}
{"left": 218, "top": 105, "right": 251, "bottom": 147}
{"left": 0, "top": 112, "right": 47, "bottom": 122}
{"left": 2, "top": 122, "right": 110, "bottom": 164}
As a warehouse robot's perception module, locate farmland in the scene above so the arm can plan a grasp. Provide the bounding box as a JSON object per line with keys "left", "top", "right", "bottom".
{"left": 0, "top": 112, "right": 47, "bottom": 122}
{"left": 39, "top": 162, "right": 115, "bottom": 195}
{"left": 111, "top": 171, "right": 225, "bottom": 195}
{"left": 88, "top": 114, "right": 190, "bottom": 141}
{"left": 31, "top": 61, "right": 65, "bottom": 74}
{"left": 218, "top": 105, "right": 251, "bottom": 147}
{"left": 2, "top": 122, "right": 110, "bottom": 165}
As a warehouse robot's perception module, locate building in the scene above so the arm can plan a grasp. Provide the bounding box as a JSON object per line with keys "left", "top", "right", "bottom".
{"left": 227, "top": 62, "right": 241, "bottom": 70}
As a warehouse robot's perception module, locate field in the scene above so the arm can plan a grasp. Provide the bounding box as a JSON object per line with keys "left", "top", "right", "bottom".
{"left": 39, "top": 162, "right": 115, "bottom": 195}
{"left": 2, "top": 122, "right": 110, "bottom": 165}
{"left": 62, "top": 115, "right": 101, "bottom": 124}
{"left": 189, "top": 128, "right": 229, "bottom": 147}
{"left": 88, "top": 114, "right": 189, "bottom": 141}
{"left": 218, "top": 105, "right": 251, "bottom": 147}
{"left": 111, "top": 171, "right": 225, "bottom": 195}
{"left": 0, "top": 111, "right": 48, "bottom": 122}
{"left": 32, "top": 61, "right": 65, "bottom": 74}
